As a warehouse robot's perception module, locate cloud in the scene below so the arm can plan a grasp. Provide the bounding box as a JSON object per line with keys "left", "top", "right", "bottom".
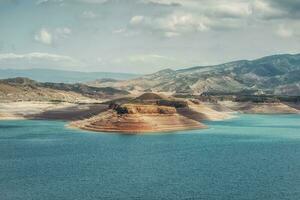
{"left": 128, "top": 12, "right": 225, "bottom": 37}
{"left": 82, "top": 10, "right": 97, "bottom": 19}
{"left": 0, "top": 52, "right": 74, "bottom": 61}
{"left": 130, "top": 16, "right": 145, "bottom": 25}
{"left": 78, "top": 0, "right": 107, "bottom": 3}
{"left": 139, "top": 0, "right": 182, "bottom": 6}
{"left": 113, "top": 28, "right": 126, "bottom": 34}
{"left": 127, "top": 54, "right": 171, "bottom": 62}
{"left": 108, "top": 53, "right": 195, "bottom": 73}
{"left": 34, "top": 28, "right": 52, "bottom": 45}
{"left": 267, "top": 0, "right": 300, "bottom": 18}
{"left": 55, "top": 27, "right": 72, "bottom": 37}
{"left": 211, "top": 3, "right": 252, "bottom": 18}
{"left": 164, "top": 31, "right": 180, "bottom": 38}
{"left": 250, "top": 0, "right": 284, "bottom": 19}
{"left": 275, "top": 22, "right": 300, "bottom": 39}
{"left": 36, "top": 0, "right": 64, "bottom": 5}
{"left": 36, "top": 0, "right": 108, "bottom": 5}
{"left": 276, "top": 25, "right": 293, "bottom": 38}
{"left": 34, "top": 27, "right": 72, "bottom": 45}
{"left": 0, "top": 52, "right": 82, "bottom": 69}
{"left": 127, "top": 1, "right": 276, "bottom": 37}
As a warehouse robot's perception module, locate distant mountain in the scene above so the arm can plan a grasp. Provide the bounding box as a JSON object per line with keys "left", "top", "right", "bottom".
{"left": 90, "top": 53, "right": 300, "bottom": 96}
{"left": 0, "top": 77, "right": 129, "bottom": 102}
{"left": 0, "top": 68, "right": 140, "bottom": 83}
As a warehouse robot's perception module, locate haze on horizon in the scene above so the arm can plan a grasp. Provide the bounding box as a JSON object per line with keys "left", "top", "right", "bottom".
{"left": 0, "top": 0, "right": 300, "bottom": 74}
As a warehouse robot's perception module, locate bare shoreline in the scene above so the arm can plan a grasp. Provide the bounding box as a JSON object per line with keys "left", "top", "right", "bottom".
{"left": 0, "top": 101, "right": 108, "bottom": 121}
{"left": 1, "top": 101, "right": 299, "bottom": 134}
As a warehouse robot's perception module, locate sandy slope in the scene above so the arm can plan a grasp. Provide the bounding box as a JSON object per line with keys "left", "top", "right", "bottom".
{"left": 0, "top": 101, "right": 109, "bottom": 121}
{"left": 219, "top": 101, "right": 299, "bottom": 114}
{"left": 0, "top": 102, "right": 76, "bottom": 120}
{"left": 186, "top": 102, "right": 233, "bottom": 121}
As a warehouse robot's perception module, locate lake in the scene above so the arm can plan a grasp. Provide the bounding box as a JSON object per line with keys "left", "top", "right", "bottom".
{"left": 0, "top": 114, "right": 300, "bottom": 200}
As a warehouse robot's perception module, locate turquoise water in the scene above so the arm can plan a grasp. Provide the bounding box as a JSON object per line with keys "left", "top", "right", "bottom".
{"left": 0, "top": 114, "right": 300, "bottom": 200}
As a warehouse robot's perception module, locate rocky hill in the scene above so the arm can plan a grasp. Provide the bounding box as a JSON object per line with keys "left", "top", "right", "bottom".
{"left": 89, "top": 53, "right": 300, "bottom": 96}
{"left": 70, "top": 93, "right": 234, "bottom": 133}
{"left": 0, "top": 77, "right": 129, "bottom": 102}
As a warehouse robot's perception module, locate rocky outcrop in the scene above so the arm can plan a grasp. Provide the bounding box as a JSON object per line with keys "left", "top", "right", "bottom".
{"left": 70, "top": 103, "right": 205, "bottom": 134}
{"left": 114, "top": 104, "right": 177, "bottom": 115}
{"left": 69, "top": 92, "right": 241, "bottom": 134}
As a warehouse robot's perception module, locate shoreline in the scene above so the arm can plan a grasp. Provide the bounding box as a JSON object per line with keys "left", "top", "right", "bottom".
{"left": 67, "top": 122, "right": 206, "bottom": 134}
{"left": 1, "top": 101, "right": 299, "bottom": 134}
{"left": 69, "top": 111, "right": 207, "bottom": 134}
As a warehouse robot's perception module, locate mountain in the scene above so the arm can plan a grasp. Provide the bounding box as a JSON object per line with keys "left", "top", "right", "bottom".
{"left": 0, "top": 68, "right": 140, "bottom": 83}
{"left": 89, "top": 53, "right": 300, "bottom": 96}
{"left": 0, "top": 77, "right": 129, "bottom": 102}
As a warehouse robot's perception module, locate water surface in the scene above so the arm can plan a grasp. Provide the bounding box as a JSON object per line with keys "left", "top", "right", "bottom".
{"left": 0, "top": 114, "right": 300, "bottom": 200}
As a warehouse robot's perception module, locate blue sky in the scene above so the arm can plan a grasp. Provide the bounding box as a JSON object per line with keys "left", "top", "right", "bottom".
{"left": 0, "top": 0, "right": 300, "bottom": 73}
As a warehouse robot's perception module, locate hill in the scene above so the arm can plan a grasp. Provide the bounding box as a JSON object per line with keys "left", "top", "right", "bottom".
{"left": 90, "top": 53, "right": 300, "bottom": 96}
{"left": 0, "top": 77, "right": 129, "bottom": 103}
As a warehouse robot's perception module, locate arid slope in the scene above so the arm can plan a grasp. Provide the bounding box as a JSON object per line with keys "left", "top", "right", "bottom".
{"left": 70, "top": 104, "right": 206, "bottom": 133}
{"left": 70, "top": 93, "right": 233, "bottom": 133}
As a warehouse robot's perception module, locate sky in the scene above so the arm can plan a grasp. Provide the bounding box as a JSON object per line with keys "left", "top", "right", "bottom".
{"left": 0, "top": 0, "right": 300, "bottom": 74}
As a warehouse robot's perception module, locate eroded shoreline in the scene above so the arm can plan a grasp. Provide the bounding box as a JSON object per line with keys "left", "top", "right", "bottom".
{"left": 0, "top": 100, "right": 299, "bottom": 134}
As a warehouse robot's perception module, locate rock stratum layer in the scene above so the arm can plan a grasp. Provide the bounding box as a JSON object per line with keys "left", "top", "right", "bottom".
{"left": 70, "top": 104, "right": 207, "bottom": 133}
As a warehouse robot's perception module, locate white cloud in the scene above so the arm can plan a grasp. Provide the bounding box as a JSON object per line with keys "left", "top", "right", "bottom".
{"left": 36, "top": 0, "right": 64, "bottom": 5}
{"left": 164, "top": 31, "right": 180, "bottom": 38}
{"left": 160, "top": 13, "right": 210, "bottom": 32}
{"left": 96, "top": 57, "right": 103, "bottom": 63}
{"left": 34, "top": 28, "right": 52, "bottom": 45}
{"left": 82, "top": 10, "right": 97, "bottom": 19}
{"left": 113, "top": 28, "right": 126, "bottom": 34}
{"left": 276, "top": 25, "right": 294, "bottom": 38}
{"left": 275, "top": 22, "right": 300, "bottom": 39}
{"left": 36, "top": 0, "right": 49, "bottom": 5}
{"left": 55, "top": 27, "right": 72, "bottom": 37}
{"left": 0, "top": 52, "right": 74, "bottom": 61}
{"left": 129, "top": 1, "right": 274, "bottom": 37}
{"left": 77, "top": 0, "right": 107, "bottom": 3}
{"left": 114, "top": 54, "right": 187, "bottom": 66}
{"left": 212, "top": 3, "right": 252, "bottom": 18}
{"left": 251, "top": 0, "right": 284, "bottom": 19}
{"left": 37, "top": 0, "right": 107, "bottom": 4}
{"left": 34, "top": 27, "right": 72, "bottom": 45}
{"left": 110, "top": 53, "right": 193, "bottom": 73}
{"left": 140, "top": 0, "right": 193, "bottom": 6}
{"left": 129, "top": 13, "right": 211, "bottom": 37}
{"left": 127, "top": 54, "right": 170, "bottom": 62}
{"left": 130, "top": 16, "right": 145, "bottom": 25}
{"left": 0, "top": 52, "right": 82, "bottom": 69}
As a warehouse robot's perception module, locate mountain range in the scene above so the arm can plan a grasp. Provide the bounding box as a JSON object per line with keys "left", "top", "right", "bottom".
{"left": 89, "top": 53, "right": 300, "bottom": 96}
{"left": 1, "top": 53, "right": 300, "bottom": 102}
{"left": 0, "top": 68, "right": 140, "bottom": 83}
